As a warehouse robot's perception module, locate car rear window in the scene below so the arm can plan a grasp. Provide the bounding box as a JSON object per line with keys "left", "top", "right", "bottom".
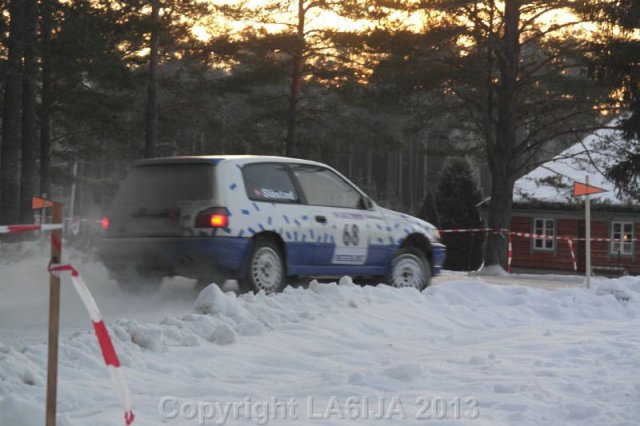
{"left": 106, "top": 163, "right": 214, "bottom": 237}
{"left": 243, "top": 163, "right": 299, "bottom": 203}
{"left": 116, "top": 163, "right": 214, "bottom": 206}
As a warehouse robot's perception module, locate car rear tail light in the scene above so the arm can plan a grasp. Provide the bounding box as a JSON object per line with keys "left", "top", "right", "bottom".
{"left": 101, "top": 216, "right": 110, "bottom": 230}
{"left": 195, "top": 207, "right": 229, "bottom": 228}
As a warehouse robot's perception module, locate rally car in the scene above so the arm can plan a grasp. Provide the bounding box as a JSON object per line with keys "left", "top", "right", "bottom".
{"left": 97, "top": 156, "right": 445, "bottom": 293}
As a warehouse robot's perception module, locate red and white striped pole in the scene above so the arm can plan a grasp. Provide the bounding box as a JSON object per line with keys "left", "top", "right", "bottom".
{"left": 4, "top": 198, "right": 134, "bottom": 424}
{"left": 0, "top": 223, "right": 63, "bottom": 234}
{"left": 49, "top": 260, "right": 135, "bottom": 425}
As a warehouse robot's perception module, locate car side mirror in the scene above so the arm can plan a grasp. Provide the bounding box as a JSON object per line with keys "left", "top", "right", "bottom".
{"left": 361, "top": 196, "right": 374, "bottom": 210}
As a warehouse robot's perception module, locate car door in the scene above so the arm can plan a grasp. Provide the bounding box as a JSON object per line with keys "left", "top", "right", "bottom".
{"left": 241, "top": 162, "right": 314, "bottom": 270}
{"left": 289, "top": 164, "right": 389, "bottom": 276}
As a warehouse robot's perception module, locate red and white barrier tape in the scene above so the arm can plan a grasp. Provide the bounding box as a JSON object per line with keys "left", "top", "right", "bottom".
{"left": 440, "top": 227, "right": 509, "bottom": 234}
{"left": 439, "top": 228, "right": 637, "bottom": 243}
{"left": 440, "top": 228, "right": 617, "bottom": 273}
{"left": 48, "top": 261, "right": 135, "bottom": 425}
{"left": 508, "top": 231, "right": 637, "bottom": 243}
{"left": 566, "top": 239, "right": 577, "bottom": 272}
{"left": 507, "top": 233, "right": 513, "bottom": 273}
{"left": 0, "top": 224, "right": 63, "bottom": 234}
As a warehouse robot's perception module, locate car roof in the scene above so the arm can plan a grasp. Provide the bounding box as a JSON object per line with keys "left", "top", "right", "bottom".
{"left": 135, "top": 155, "right": 328, "bottom": 168}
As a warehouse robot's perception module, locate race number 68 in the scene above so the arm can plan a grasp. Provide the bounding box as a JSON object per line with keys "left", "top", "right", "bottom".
{"left": 343, "top": 224, "right": 359, "bottom": 246}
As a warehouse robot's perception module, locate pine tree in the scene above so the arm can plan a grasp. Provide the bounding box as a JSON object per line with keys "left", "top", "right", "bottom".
{"left": 144, "top": 0, "right": 161, "bottom": 158}
{"left": 217, "top": 0, "right": 371, "bottom": 157}
{"left": 416, "top": 190, "right": 440, "bottom": 228}
{"left": 577, "top": 0, "right": 640, "bottom": 196}
{"left": 362, "top": 0, "right": 612, "bottom": 267}
{"left": 121, "top": 0, "right": 211, "bottom": 158}
{"left": 0, "top": 0, "right": 25, "bottom": 225}
{"left": 19, "top": 0, "right": 38, "bottom": 222}
{"left": 435, "top": 159, "right": 484, "bottom": 271}
{"left": 39, "top": 0, "right": 56, "bottom": 198}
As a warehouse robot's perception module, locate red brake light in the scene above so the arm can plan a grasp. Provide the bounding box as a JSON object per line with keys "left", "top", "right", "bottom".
{"left": 209, "top": 213, "right": 228, "bottom": 228}
{"left": 101, "top": 216, "right": 110, "bottom": 230}
{"left": 195, "top": 208, "right": 229, "bottom": 228}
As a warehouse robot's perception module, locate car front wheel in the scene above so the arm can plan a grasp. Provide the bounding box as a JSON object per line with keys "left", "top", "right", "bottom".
{"left": 388, "top": 247, "right": 431, "bottom": 290}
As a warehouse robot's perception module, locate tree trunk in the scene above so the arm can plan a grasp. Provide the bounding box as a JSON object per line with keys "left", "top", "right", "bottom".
{"left": 144, "top": 0, "right": 160, "bottom": 159}
{"left": 483, "top": 0, "right": 521, "bottom": 267}
{"left": 386, "top": 152, "right": 393, "bottom": 205}
{"left": 366, "top": 149, "right": 372, "bottom": 190}
{"left": 483, "top": 170, "right": 515, "bottom": 267}
{"left": 284, "top": 0, "right": 305, "bottom": 157}
{"left": 397, "top": 150, "right": 403, "bottom": 208}
{"left": 347, "top": 143, "right": 353, "bottom": 178}
{"left": 0, "top": 0, "right": 25, "bottom": 225}
{"left": 39, "top": 0, "right": 54, "bottom": 199}
{"left": 20, "top": 0, "right": 39, "bottom": 223}
{"left": 408, "top": 140, "right": 415, "bottom": 213}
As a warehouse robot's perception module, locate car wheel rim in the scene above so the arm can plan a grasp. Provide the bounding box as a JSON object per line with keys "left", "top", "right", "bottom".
{"left": 251, "top": 247, "right": 283, "bottom": 293}
{"left": 391, "top": 254, "right": 425, "bottom": 289}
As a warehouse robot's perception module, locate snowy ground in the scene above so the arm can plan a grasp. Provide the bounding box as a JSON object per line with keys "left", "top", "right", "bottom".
{"left": 1, "top": 250, "right": 639, "bottom": 425}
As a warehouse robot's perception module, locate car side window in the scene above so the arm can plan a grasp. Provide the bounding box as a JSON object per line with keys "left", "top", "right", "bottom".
{"left": 243, "top": 163, "right": 299, "bottom": 203}
{"left": 291, "top": 164, "right": 363, "bottom": 209}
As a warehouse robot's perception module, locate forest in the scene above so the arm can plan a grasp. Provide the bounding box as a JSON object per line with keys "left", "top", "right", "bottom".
{"left": 0, "top": 0, "right": 638, "bottom": 266}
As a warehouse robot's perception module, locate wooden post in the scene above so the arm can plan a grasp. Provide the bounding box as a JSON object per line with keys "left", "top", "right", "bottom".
{"left": 585, "top": 175, "right": 591, "bottom": 290}
{"left": 39, "top": 193, "right": 47, "bottom": 256}
{"left": 46, "top": 201, "right": 63, "bottom": 426}
{"left": 572, "top": 178, "right": 606, "bottom": 288}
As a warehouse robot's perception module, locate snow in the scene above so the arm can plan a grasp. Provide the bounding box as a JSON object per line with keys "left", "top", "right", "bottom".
{"left": 1, "top": 254, "right": 640, "bottom": 425}
{"left": 0, "top": 244, "right": 198, "bottom": 349}
{"left": 474, "top": 265, "right": 509, "bottom": 277}
{"left": 514, "top": 123, "right": 635, "bottom": 205}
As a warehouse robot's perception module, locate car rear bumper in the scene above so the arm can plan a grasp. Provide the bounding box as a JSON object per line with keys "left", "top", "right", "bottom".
{"left": 431, "top": 243, "right": 446, "bottom": 276}
{"left": 96, "top": 236, "right": 252, "bottom": 279}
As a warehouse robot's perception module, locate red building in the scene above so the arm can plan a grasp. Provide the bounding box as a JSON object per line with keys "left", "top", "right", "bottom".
{"left": 510, "top": 128, "right": 639, "bottom": 275}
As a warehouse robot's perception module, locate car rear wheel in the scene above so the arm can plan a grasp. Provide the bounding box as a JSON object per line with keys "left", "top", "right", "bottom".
{"left": 242, "top": 237, "right": 285, "bottom": 294}
{"left": 388, "top": 247, "right": 431, "bottom": 290}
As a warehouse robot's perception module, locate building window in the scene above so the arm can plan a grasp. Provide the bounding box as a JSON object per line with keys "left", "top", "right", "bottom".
{"left": 611, "top": 222, "right": 633, "bottom": 256}
{"left": 533, "top": 218, "right": 555, "bottom": 250}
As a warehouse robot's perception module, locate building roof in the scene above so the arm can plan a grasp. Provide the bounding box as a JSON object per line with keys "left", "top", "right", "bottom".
{"left": 514, "top": 122, "right": 636, "bottom": 207}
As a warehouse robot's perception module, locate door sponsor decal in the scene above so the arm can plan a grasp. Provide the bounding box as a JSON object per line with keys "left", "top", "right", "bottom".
{"left": 331, "top": 215, "right": 368, "bottom": 265}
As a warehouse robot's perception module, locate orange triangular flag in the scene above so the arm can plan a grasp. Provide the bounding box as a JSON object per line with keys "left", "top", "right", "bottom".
{"left": 32, "top": 197, "right": 54, "bottom": 209}
{"left": 573, "top": 182, "right": 607, "bottom": 197}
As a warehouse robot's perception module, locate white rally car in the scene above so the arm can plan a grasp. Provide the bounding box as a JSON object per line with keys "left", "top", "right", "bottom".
{"left": 98, "top": 156, "right": 445, "bottom": 293}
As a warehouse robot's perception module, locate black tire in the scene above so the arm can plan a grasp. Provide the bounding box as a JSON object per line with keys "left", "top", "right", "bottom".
{"left": 241, "top": 237, "right": 286, "bottom": 294}
{"left": 388, "top": 247, "right": 432, "bottom": 290}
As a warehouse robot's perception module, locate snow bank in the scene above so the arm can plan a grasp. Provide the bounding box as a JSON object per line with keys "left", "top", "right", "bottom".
{"left": 1, "top": 274, "right": 639, "bottom": 425}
